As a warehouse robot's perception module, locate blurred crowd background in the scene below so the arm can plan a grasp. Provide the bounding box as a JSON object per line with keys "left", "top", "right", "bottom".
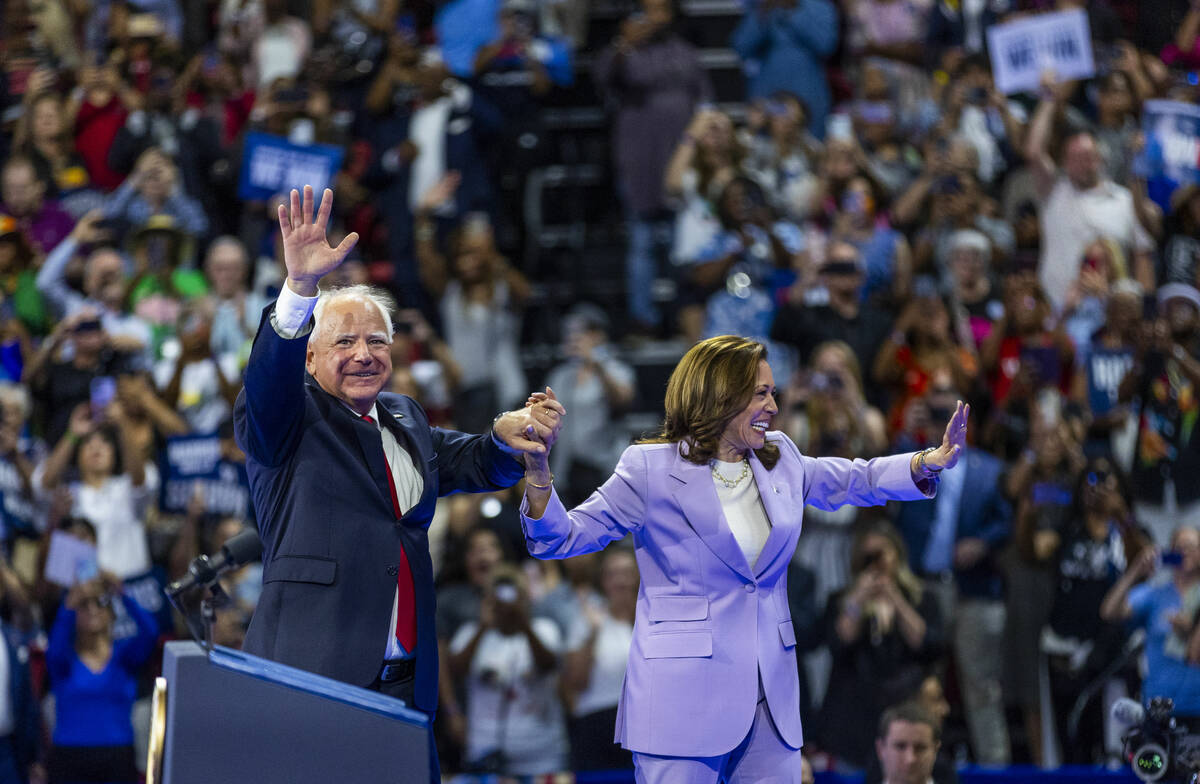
{"left": 1, "top": 0, "right": 1200, "bottom": 779}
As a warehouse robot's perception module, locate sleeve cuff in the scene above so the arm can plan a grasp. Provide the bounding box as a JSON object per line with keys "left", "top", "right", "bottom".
{"left": 490, "top": 426, "right": 525, "bottom": 458}
{"left": 272, "top": 282, "right": 318, "bottom": 339}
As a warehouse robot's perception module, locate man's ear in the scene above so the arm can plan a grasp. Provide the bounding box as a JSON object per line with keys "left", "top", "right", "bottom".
{"left": 305, "top": 346, "right": 315, "bottom": 375}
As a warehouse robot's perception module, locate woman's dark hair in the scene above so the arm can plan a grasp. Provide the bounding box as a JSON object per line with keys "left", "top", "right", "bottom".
{"left": 1069, "top": 455, "right": 1133, "bottom": 526}
{"left": 72, "top": 425, "right": 124, "bottom": 477}
{"left": 716, "top": 175, "right": 770, "bottom": 231}
{"left": 638, "top": 335, "right": 780, "bottom": 469}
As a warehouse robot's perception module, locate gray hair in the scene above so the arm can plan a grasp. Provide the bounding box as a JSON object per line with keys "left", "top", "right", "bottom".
{"left": 0, "top": 382, "right": 30, "bottom": 421}
{"left": 310, "top": 285, "right": 396, "bottom": 343}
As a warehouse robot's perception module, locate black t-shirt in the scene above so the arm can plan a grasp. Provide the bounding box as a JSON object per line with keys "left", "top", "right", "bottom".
{"left": 772, "top": 301, "right": 894, "bottom": 375}
{"left": 34, "top": 351, "right": 137, "bottom": 446}
{"left": 1049, "top": 523, "right": 1125, "bottom": 641}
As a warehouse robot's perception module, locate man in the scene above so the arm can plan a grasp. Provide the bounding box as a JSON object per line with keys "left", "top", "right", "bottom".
{"left": 1024, "top": 78, "right": 1154, "bottom": 309}
{"left": 875, "top": 704, "right": 942, "bottom": 784}
{"left": 894, "top": 377, "right": 1012, "bottom": 766}
{"left": 771, "top": 240, "right": 894, "bottom": 372}
{"left": 36, "top": 211, "right": 153, "bottom": 354}
{"left": 233, "top": 186, "right": 561, "bottom": 779}
{"left": 0, "top": 157, "right": 74, "bottom": 255}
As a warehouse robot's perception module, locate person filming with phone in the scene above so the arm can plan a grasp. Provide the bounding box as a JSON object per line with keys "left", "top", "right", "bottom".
{"left": 1101, "top": 526, "right": 1200, "bottom": 726}
{"left": 447, "top": 564, "right": 567, "bottom": 776}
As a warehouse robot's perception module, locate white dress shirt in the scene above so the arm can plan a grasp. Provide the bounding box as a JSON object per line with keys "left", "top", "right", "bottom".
{"left": 711, "top": 459, "right": 772, "bottom": 570}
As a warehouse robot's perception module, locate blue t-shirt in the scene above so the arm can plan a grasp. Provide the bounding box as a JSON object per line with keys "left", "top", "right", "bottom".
{"left": 47, "top": 595, "right": 158, "bottom": 747}
{"left": 1128, "top": 580, "right": 1200, "bottom": 716}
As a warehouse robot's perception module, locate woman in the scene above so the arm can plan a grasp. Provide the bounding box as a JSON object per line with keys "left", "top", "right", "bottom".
{"left": 562, "top": 547, "right": 638, "bottom": 772}
{"left": 419, "top": 215, "right": 529, "bottom": 434}
{"left": 519, "top": 335, "right": 968, "bottom": 782}
{"left": 819, "top": 520, "right": 944, "bottom": 770}
{"left": 34, "top": 404, "right": 158, "bottom": 580}
{"left": 1040, "top": 458, "right": 1148, "bottom": 764}
{"left": 593, "top": 0, "right": 711, "bottom": 333}
{"left": 46, "top": 574, "right": 157, "bottom": 784}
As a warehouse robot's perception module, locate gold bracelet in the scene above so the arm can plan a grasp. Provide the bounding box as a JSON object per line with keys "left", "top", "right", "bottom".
{"left": 525, "top": 474, "right": 554, "bottom": 489}
{"left": 916, "top": 447, "right": 942, "bottom": 479}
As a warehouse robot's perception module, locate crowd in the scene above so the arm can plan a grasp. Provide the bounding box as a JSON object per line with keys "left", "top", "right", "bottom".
{"left": 0, "top": 0, "right": 1198, "bottom": 779}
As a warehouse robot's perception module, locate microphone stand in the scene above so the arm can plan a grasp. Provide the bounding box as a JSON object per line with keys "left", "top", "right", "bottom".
{"left": 165, "top": 574, "right": 234, "bottom": 656}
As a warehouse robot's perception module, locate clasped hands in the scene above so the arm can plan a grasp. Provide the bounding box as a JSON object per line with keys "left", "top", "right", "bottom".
{"left": 491, "top": 388, "right": 564, "bottom": 472}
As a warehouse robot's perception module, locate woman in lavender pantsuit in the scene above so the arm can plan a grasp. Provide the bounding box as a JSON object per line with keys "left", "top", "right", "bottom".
{"left": 519, "top": 335, "right": 969, "bottom": 783}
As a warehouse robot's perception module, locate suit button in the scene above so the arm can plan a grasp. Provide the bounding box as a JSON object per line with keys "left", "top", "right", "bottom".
{"left": 745, "top": 583, "right": 756, "bottom": 593}
{"left": 386, "top": 565, "right": 399, "bottom": 576}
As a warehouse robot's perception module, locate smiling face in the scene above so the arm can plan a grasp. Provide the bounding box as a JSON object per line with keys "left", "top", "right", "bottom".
{"left": 718, "top": 360, "right": 778, "bottom": 459}
{"left": 305, "top": 298, "right": 393, "bottom": 415}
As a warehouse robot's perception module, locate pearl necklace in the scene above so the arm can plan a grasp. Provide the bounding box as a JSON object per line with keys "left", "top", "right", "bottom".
{"left": 711, "top": 459, "right": 750, "bottom": 489}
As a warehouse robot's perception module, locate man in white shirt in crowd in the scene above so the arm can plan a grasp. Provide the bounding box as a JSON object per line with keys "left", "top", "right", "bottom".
{"left": 1025, "top": 75, "right": 1155, "bottom": 310}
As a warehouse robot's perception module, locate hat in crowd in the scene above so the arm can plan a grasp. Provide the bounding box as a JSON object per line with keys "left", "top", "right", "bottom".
{"left": 133, "top": 214, "right": 182, "bottom": 240}
{"left": 1111, "top": 279, "right": 1144, "bottom": 299}
{"left": 1158, "top": 282, "right": 1200, "bottom": 311}
{"left": 564, "top": 303, "right": 611, "bottom": 336}
{"left": 502, "top": 0, "right": 537, "bottom": 15}
{"left": 126, "top": 13, "right": 164, "bottom": 38}
{"left": 948, "top": 229, "right": 990, "bottom": 259}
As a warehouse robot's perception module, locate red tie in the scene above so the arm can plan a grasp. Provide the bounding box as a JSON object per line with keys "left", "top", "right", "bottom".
{"left": 363, "top": 415, "right": 418, "bottom": 653}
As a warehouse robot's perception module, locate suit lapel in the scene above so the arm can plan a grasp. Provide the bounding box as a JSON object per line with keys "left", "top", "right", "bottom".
{"left": 750, "top": 452, "right": 797, "bottom": 578}
{"left": 307, "top": 377, "right": 398, "bottom": 520}
{"left": 670, "top": 455, "right": 755, "bottom": 583}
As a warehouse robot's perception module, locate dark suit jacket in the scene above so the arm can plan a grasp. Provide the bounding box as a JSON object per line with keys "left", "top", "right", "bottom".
{"left": 233, "top": 306, "right": 524, "bottom": 714}
{"left": 894, "top": 449, "right": 1012, "bottom": 600}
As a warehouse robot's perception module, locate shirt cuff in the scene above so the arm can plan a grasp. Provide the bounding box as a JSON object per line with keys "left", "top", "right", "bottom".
{"left": 490, "top": 424, "right": 525, "bottom": 458}
{"left": 271, "top": 281, "right": 318, "bottom": 339}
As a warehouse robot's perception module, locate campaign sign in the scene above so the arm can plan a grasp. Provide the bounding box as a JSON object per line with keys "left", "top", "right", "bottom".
{"left": 1137, "top": 100, "right": 1200, "bottom": 189}
{"left": 987, "top": 9, "right": 1095, "bottom": 94}
{"left": 238, "top": 131, "right": 345, "bottom": 202}
{"left": 161, "top": 433, "right": 251, "bottom": 519}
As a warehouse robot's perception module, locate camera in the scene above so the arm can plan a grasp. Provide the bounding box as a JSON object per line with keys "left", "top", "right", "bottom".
{"left": 1117, "top": 697, "right": 1200, "bottom": 782}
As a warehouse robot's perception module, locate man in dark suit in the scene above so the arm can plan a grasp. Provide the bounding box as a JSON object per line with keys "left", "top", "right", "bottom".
{"left": 894, "top": 379, "right": 1012, "bottom": 766}
{"left": 233, "top": 186, "right": 562, "bottom": 777}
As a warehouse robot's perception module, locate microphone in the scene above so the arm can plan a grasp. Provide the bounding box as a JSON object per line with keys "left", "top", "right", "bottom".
{"left": 1112, "top": 697, "right": 1147, "bottom": 729}
{"left": 166, "top": 529, "right": 262, "bottom": 597}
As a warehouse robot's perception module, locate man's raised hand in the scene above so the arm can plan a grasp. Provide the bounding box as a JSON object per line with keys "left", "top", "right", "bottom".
{"left": 278, "top": 185, "right": 359, "bottom": 297}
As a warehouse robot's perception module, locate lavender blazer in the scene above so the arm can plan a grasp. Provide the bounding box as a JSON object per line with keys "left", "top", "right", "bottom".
{"left": 520, "top": 432, "right": 933, "bottom": 757}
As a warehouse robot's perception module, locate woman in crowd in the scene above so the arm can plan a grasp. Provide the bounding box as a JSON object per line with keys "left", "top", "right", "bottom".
{"left": 518, "top": 335, "right": 967, "bottom": 782}
{"left": 820, "top": 520, "right": 945, "bottom": 771}
{"left": 418, "top": 215, "right": 529, "bottom": 434}
{"left": 46, "top": 574, "right": 157, "bottom": 784}
{"left": 561, "top": 546, "right": 638, "bottom": 772}
{"left": 34, "top": 404, "right": 157, "bottom": 580}
{"left": 1040, "top": 457, "right": 1148, "bottom": 764}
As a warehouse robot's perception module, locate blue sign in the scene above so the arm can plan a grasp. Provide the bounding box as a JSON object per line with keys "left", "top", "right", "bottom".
{"left": 1137, "top": 100, "right": 1200, "bottom": 208}
{"left": 238, "top": 131, "right": 345, "bottom": 202}
{"left": 160, "top": 433, "right": 251, "bottom": 519}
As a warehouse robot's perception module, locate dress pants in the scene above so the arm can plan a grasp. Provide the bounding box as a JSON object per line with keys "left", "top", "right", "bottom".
{"left": 632, "top": 675, "right": 805, "bottom": 784}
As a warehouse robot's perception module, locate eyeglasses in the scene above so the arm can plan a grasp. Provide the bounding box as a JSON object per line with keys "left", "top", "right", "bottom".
{"left": 79, "top": 595, "right": 112, "bottom": 610}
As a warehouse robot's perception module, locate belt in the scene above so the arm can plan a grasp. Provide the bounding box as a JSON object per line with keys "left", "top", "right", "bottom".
{"left": 379, "top": 657, "right": 415, "bottom": 683}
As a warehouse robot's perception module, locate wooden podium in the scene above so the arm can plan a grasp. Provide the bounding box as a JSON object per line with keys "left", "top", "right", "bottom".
{"left": 153, "top": 641, "right": 431, "bottom": 784}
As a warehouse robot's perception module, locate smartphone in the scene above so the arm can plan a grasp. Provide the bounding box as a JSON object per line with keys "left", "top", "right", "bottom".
{"left": 90, "top": 376, "right": 116, "bottom": 419}
{"left": 494, "top": 583, "right": 519, "bottom": 604}
{"left": 1162, "top": 551, "right": 1185, "bottom": 567}
{"left": 75, "top": 555, "right": 99, "bottom": 584}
